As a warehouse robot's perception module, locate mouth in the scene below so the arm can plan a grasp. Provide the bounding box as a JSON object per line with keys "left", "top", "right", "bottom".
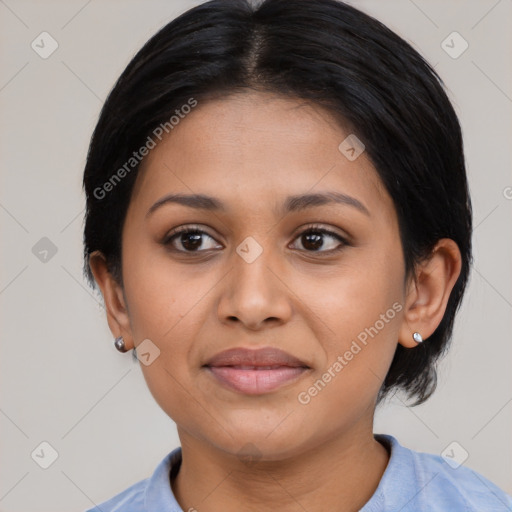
{"left": 203, "top": 347, "right": 311, "bottom": 395}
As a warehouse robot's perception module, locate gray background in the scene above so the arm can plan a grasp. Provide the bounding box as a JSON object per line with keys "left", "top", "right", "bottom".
{"left": 0, "top": 1, "right": 511, "bottom": 510}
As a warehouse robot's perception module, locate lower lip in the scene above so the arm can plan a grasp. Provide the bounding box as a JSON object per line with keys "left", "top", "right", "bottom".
{"left": 206, "top": 366, "right": 308, "bottom": 394}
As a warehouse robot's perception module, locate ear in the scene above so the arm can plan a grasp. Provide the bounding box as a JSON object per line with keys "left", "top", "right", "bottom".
{"left": 89, "top": 251, "right": 134, "bottom": 351}
{"left": 398, "top": 239, "right": 462, "bottom": 348}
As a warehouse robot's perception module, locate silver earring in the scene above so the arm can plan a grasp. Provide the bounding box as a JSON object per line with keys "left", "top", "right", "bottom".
{"left": 412, "top": 332, "right": 423, "bottom": 344}
{"left": 114, "top": 336, "right": 128, "bottom": 353}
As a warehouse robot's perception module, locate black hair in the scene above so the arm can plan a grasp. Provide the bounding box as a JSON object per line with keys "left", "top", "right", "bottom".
{"left": 82, "top": 0, "right": 472, "bottom": 406}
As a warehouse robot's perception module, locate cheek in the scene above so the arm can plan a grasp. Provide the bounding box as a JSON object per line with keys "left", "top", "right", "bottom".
{"left": 138, "top": 358, "right": 210, "bottom": 444}
{"left": 121, "top": 237, "right": 203, "bottom": 340}
{"left": 121, "top": 243, "right": 216, "bottom": 414}
{"left": 295, "top": 299, "right": 402, "bottom": 428}
{"left": 295, "top": 248, "right": 404, "bottom": 342}
{"left": 294, "top": 246, "right": 405, "bottom": 400}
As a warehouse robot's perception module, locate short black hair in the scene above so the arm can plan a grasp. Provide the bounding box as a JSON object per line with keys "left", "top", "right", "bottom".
{"left": 83, "top": 0, "right": 473, "bottom": 406}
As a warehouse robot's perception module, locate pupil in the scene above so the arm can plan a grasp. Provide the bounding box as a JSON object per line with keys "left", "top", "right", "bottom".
{"left": 182, "top": 232, "right": 202, "bottom": 251}
{"left": 303, "top": 232, "right": 323, "bottom": 251}
{"left": 179, "top": 231, "right": 326, "bottom": 252}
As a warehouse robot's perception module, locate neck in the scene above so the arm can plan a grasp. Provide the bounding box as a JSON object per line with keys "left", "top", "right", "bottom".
{"left": 171, "top": 424, "right": 390, "bottom": 512}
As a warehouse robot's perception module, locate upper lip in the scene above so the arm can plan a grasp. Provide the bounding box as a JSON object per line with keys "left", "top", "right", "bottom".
{"left": 204, "top": 347, "right": 310, "bottom": 368}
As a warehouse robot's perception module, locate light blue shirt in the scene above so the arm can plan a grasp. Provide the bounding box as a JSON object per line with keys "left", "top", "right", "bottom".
{"left": 85, "top": 434, "right": 512, "bottom": 511}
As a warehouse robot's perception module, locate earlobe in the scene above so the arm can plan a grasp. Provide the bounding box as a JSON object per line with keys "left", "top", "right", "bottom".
{"left": 88, "top": 251, "right": 134, "bottom": 351}
{"left": 398, "top": 239, "right": 462, "bottom": 348}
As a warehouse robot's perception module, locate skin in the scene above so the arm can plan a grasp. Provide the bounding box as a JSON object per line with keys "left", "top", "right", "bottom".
{"left": 90, "top": 91, "right": 462, "bottom": 512}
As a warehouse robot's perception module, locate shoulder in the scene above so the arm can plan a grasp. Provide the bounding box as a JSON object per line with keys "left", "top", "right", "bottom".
{"left": 369, "top": 434, "right": 512, "bottom": 512}
{"left": 410, "top": 447, "right": 512, "bottom": 510}
{"left": 83, "top": 447, "right": 183, "bottom": 512}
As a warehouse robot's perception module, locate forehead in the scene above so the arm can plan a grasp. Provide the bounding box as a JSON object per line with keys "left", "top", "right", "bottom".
{"left": 129, "top": 91, "right": 393, "bottom": 219}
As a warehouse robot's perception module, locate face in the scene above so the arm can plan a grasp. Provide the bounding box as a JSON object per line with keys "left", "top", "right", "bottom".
{"left": 117, "top": 91, "right": 408, "bottom": 460}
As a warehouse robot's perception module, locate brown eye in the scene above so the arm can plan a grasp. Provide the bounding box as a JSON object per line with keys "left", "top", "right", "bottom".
{"left": 163, "top": 227, "right": 221, "bottom": 253}
{"left": 290, "top": 227, "right": 347, "bottom": 253}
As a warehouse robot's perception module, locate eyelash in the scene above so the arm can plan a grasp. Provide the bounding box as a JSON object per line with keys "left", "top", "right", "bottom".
{"left": 162, "top": 224, "right": 349, "bottom": 255}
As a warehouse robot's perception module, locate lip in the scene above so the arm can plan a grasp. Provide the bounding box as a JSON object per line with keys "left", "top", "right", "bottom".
{"left": 203, "top": 347, "right": 311, "bottom": 395}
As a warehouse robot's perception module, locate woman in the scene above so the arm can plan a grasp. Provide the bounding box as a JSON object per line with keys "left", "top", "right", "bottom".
{"left": 82, "top": 0, "right": 512, "bottom": 510}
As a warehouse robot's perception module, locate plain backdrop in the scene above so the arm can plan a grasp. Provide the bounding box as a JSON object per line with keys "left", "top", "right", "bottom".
{"left": 0, "top": 1, "right": 511, "bottom": 511}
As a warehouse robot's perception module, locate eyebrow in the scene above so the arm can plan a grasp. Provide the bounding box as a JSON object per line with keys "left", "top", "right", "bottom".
{"left": 146, "top": 191, "right": 370, "bottom": 218}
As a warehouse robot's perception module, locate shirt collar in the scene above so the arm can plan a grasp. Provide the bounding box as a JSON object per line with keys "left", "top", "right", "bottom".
{"left": 360, "top": 434, "right": 419, "bottom": 511}
{"left": 144, "top": 434, "right": 414, "bottom": 512}
{"left": 145, "top": 446, "right": 183, "bottom": 511}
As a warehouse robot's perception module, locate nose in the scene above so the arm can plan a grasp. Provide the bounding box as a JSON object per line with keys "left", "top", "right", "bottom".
{"left": 217, "top": 247, "right": 293, "bottom": 331}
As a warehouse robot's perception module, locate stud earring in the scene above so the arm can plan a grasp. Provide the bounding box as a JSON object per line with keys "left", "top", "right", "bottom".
{"left": 412, "top": 332, "right": 423, "bottom": 344}
{"left": 114, "top": 336, "right": 128, "bottom": 353}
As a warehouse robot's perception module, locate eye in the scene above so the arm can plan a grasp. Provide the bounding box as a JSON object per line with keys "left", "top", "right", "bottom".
{"left": 163, "top": 226, "right": 222, "bottom": 253}
{"left": 162, "top": 224, "right": 348, "bottom": 255}
{"left": 289, "top": 225, "right": 347, "bottom": 253}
